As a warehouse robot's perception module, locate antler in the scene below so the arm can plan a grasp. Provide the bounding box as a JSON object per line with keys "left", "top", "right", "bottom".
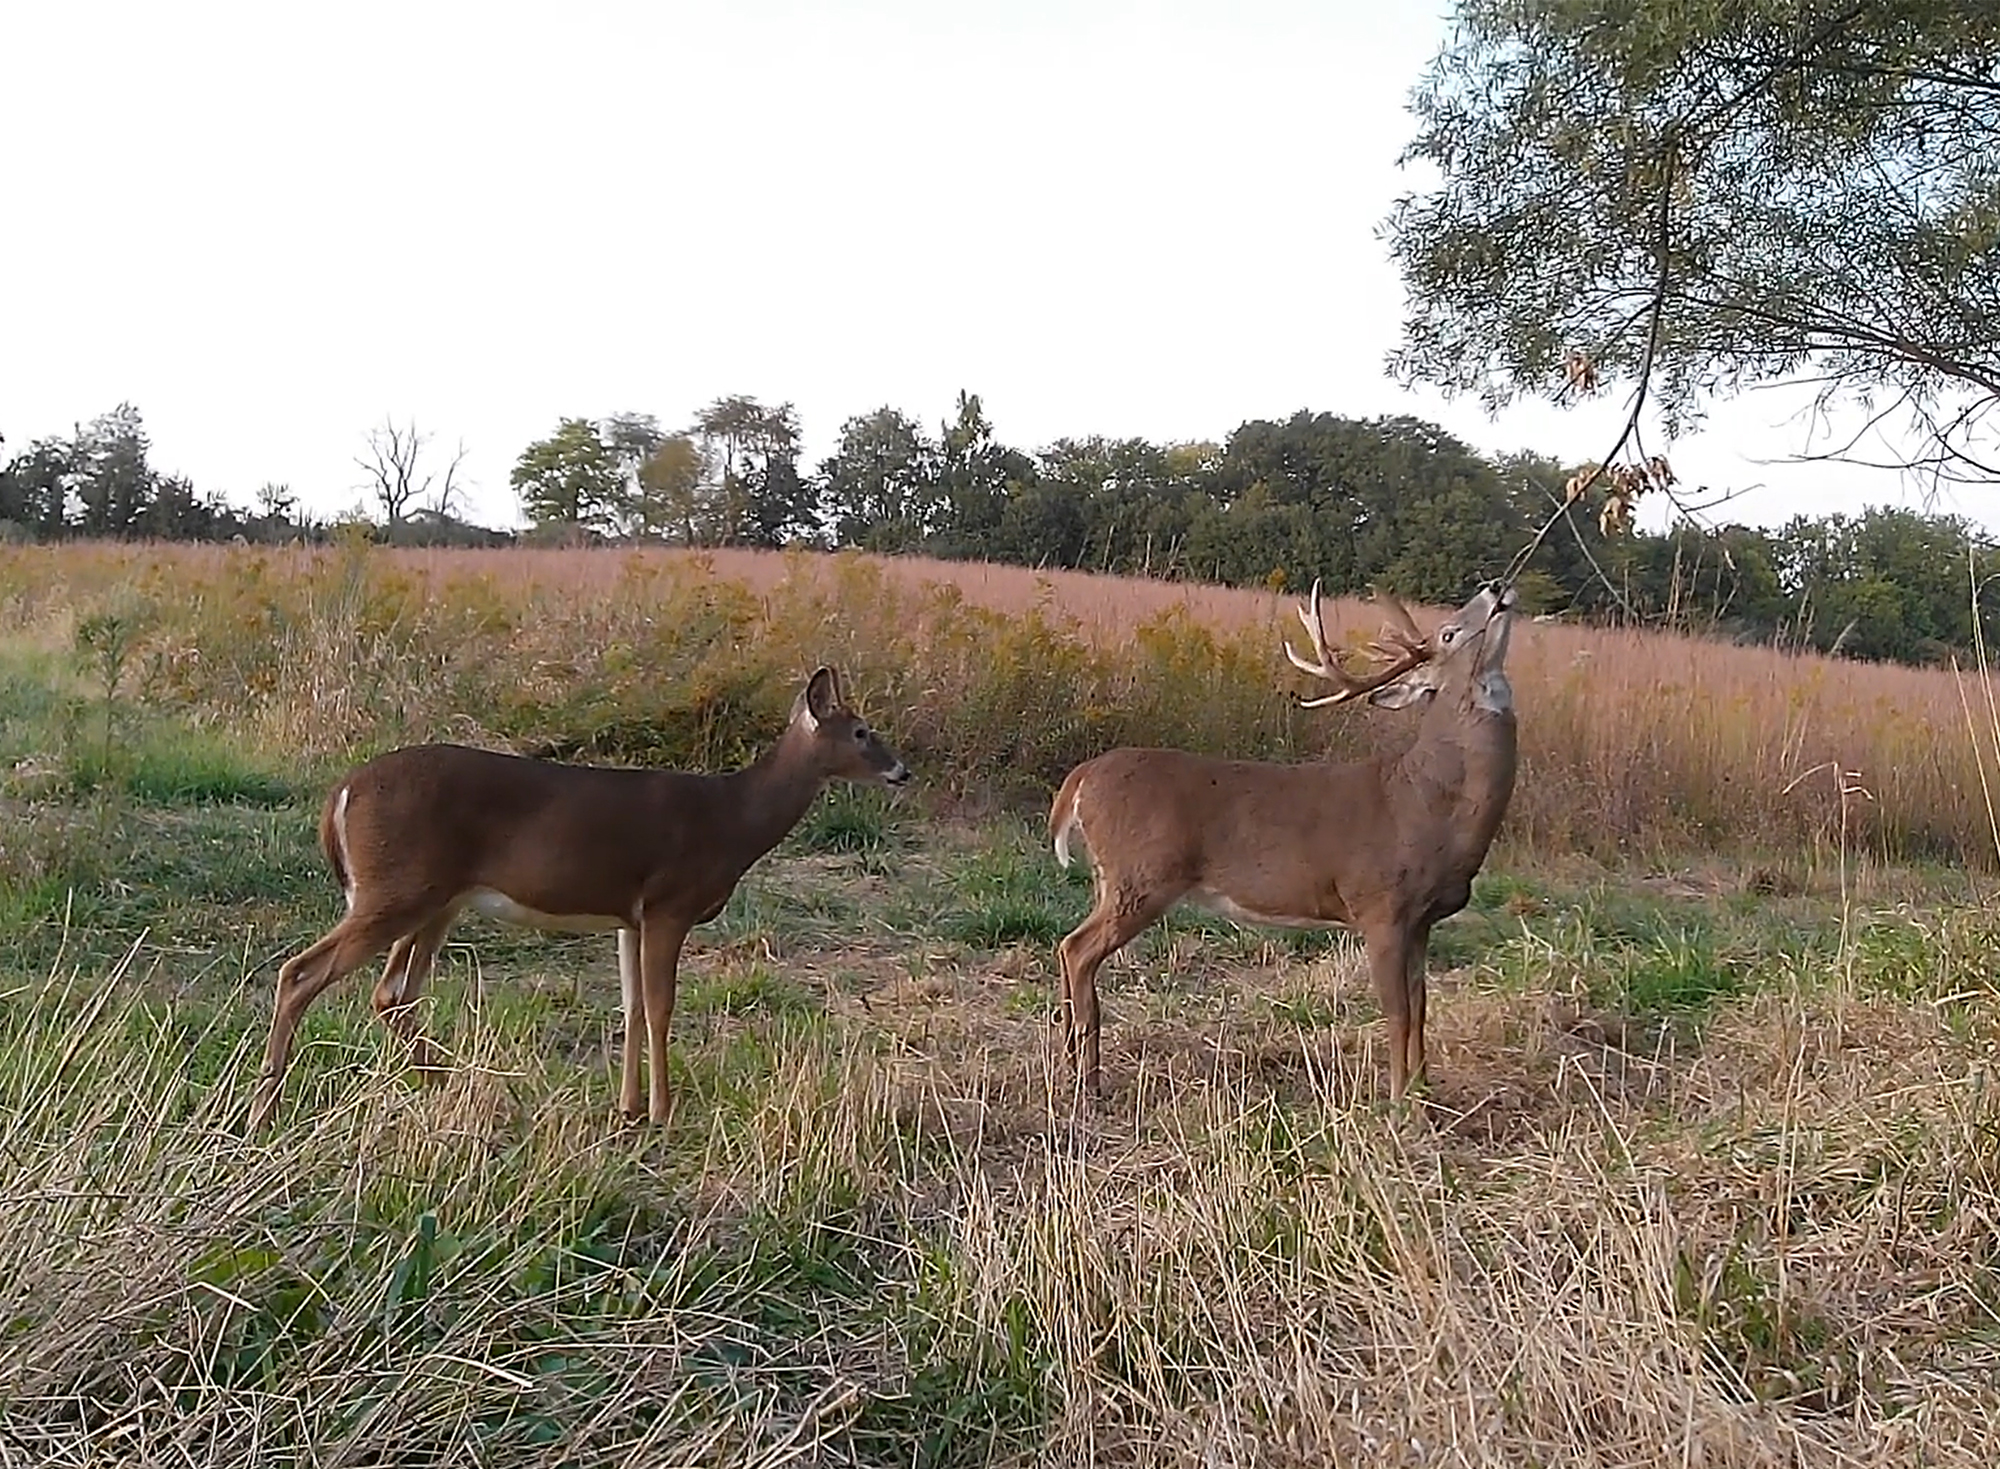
{"left": 1282, "top": 580, "right": 1433, "bottom": 709}
{"left": 1372, "top": 590, "right": 1427, "bottom": 658}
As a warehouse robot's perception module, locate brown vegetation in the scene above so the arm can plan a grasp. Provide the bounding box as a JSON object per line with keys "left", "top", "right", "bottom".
{"left": 0, "top": 538, "right": 1991, "bottom": 867}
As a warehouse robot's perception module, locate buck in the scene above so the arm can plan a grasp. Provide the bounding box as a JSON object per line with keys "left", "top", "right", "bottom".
{"left": 1048, "top": 579, "right": 1518, "bottom": 1102}
{"left": 249, "top": 666, "right": 909, "bottom": 1134}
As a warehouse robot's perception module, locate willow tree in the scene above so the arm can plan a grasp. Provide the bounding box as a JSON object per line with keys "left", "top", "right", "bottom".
{"left": 1387, "top": 1, "right": 2000, "bottom": 487}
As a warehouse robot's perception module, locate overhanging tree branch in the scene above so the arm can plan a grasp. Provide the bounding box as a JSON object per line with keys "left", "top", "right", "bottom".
{"left": 1390, "top": 0, "right": 2000, "bottom": 490}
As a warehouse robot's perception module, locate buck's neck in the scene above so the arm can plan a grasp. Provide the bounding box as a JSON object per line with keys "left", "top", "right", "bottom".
{"left": 713, "top": 727, "right": 830, "bottom": 870}
{"left": 1391, "top": 681, "right": 1519, "bottom": 858}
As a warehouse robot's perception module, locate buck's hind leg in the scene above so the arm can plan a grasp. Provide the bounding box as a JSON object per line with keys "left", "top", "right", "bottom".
{"left": 1403, "top": 930, "right": 1431, "bottom": 1095}
{"left": 1056, "top": 880, "right": 1177, "bottom": 1097}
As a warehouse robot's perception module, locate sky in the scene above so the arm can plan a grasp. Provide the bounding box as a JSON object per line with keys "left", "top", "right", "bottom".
{"left": 2, "top": 0, "right": 1985, "bottom": 534}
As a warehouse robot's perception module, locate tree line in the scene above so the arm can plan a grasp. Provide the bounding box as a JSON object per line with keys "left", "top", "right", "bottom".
{"left": 6, "top": 396, "right": 1998, "bottom": 669}
{"left": 0, "top": 407, "right": 509, "bottom": 549}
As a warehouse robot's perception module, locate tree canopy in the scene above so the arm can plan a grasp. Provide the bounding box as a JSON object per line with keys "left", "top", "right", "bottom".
{"left": 11, "top": 390, "right": 2000, "bottom": 671}
{"left": 1388, "top": 0, "right": 2000, "bottom": 481}
{"left": 510, "top": 418, "right": 628, "bottom": 534}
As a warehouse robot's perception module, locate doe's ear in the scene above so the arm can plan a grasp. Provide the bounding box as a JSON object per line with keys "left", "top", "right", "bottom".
{"left": 797, "top": 665, "right": 840, "bottom": 726}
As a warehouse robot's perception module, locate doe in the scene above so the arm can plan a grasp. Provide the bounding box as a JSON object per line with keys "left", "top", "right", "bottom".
{"left": 250, "top": 666, "right": 908, "bottom": 1133}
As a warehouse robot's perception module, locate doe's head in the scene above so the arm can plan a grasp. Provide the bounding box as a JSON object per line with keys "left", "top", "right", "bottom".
{"left": 790, "top": 666, "right": 911, "bottom": 787}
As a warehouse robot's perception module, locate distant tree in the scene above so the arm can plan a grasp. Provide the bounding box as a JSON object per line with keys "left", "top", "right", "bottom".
{"left": 600, "top": 412, "right": 663, "bottom": 475}
{"left": 691, "top": 395, "right": 815, "bottom": 545}
{"left": 1773, "top": 506, "right": 1993, "bottom": 663}
{"left": 816, "top": 406, "right": 940, "bottom": 556}
{"left": 357, "top": 417, "right": 462, "bottom": 527}
{"left": 1023, "top": 437, "right": 1208, "bottom": 575}
{"left": 928, "top": 391, "right": 1036, "bottom": 560}
{"left": 428, "top": 439, "right": 470, "bottom": 520}
{"left": 511, "top": 418, "right": 627, "bottom": 532}
{"left": 0, "top": 436, "right": 72, "bottom": 536}
{"left": 1197, "top": 412, "right": 1522, "bottom": 599}
{"left": 1389, "top": 0, "right": 2000, "bottom": 481}
{"left": 630, "top": 434, "right": 707, "bottom": 541}
{"left": 140, "top": 473, "right": 195, "bottom": 539}
{"left": 599, "top": 411, "right": 665, "bottom": 534}
{"left": 819, "top": 407, "right": 940, "bottom": 552}
{"left": 752, "top": 451, "right": 819, "bottom": 546}
{"left": 72, "top": 404, "right": 156, "bottom": 538}
{"left": 256, "top": 481, "right": 297, "bottom": 521}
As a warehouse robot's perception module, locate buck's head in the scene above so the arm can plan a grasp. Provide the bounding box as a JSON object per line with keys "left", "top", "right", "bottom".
{"left": 1284, "top": 580, "right": 1517, "bottom": 717}
{"left": 790, "top": 666, "right": 912, "bottom": 787}
{"left": 1368, "top": 581, "right": 1516, "bottom": 717}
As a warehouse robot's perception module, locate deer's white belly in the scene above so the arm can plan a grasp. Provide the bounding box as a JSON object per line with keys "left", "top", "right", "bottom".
{"left": 1189, "top": 888, "right": 1346, "bottom": 932}
{"left": 465, "top": 887, "right": 626, "bottom": 934}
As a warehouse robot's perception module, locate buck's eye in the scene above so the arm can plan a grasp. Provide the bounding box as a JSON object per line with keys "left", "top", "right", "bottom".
{"left": 1440, "top": 628, "right": 1457, "bottom": 644}
{"left": 854, "top": 726, "right": 870, "bottom": 741}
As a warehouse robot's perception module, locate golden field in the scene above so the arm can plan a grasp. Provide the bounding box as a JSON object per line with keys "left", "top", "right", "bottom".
{"left": 2, "top": 540, "right": 1998, "bottom": 1466}
{"left": 2, "top": 538, "right": 1990, "bottom": 869}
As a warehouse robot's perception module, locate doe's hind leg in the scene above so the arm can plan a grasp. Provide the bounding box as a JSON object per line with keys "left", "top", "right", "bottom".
{"left": 252, "top": 904, "right": 431, "bottom": 1133}
{"left": 371, "top": 910, "right": 457, "bottom": 1075}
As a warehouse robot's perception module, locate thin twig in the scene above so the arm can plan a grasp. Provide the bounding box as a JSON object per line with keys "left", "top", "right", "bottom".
{"left": 1504, "top": 136, "right": 1679, "bottom": 590}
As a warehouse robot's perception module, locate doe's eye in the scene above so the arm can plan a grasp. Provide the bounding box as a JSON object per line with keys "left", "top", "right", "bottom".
{"left": 1440, "top": 628, "right": 1457, "bottom": 644}
{"left": 854, "top": 726, "right": 870, "bottom": 741}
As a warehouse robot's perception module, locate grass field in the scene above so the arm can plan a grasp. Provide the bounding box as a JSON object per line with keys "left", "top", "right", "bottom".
{"left": 3, "top": 543, "right": 2000, "bottom": 1465}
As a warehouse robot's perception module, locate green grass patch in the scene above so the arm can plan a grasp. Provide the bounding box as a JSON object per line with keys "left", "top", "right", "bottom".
{"left": 683, "top": 965, "right": 820, "bottom": 1020}
{"left": 926, "top": 823, "right": 1087, "bottom": 949}
{"left": 787, "top": 786, "right": 904, "bottom": 856}
{"left": 1617, "top": 927, "right": 1745, "bottom": 1014}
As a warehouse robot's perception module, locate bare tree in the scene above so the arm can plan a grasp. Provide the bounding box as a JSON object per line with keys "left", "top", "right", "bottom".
{"left": 356, "top": 418, "right": 466, "bottom": 527}
{"left": 256, "top": 482, "right": 296, "bottom": 520}
{"left": 429, "top": 439, "right": 470, "bottom": 522}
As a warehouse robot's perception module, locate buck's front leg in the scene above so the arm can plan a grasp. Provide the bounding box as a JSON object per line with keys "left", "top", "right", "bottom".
{"left": 1364, "top": 926, "right": 1415, "bottom": 1102}
{"left": 638, "top": 914, "right": 690, "bottom": 1126}
{"left": 1404, "top": 930, "right": 1431, "bottom": 1095}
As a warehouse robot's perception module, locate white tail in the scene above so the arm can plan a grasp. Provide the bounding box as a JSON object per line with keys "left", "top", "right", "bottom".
{"left": 1051, "top": 789, "right": 1082, "bottom": 868}
{"left": 250, "top": 666, "right": 909, "bottom": 1133}
{"left": 1047, "top": 581, "right": 1519, "bottom": 1102}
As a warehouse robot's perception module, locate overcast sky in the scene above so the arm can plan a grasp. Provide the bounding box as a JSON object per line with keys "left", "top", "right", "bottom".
{"left": 3, "top": 0, "right": 1983, "bottom": 533}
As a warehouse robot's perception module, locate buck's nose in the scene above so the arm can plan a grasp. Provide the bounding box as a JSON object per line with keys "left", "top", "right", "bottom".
{"left": 884, "top": 761, "right": 911, "bottom": 787}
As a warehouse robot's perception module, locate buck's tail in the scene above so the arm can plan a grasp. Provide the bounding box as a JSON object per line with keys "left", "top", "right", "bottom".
{"left": 1048, "top": 766, "right": 1090, "bottom": 869}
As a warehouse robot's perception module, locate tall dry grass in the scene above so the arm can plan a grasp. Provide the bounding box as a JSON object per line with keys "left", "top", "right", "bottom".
{"left": 5, "top": 928, "right": 1999, "bottom": 1465}
{"left": 0, "top": 538, "right": 1989, "bottom": 866}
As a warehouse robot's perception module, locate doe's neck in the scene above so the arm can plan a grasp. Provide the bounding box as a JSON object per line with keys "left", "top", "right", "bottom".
{"left": 717, "top": 724, "right": 829, "bottom": 864}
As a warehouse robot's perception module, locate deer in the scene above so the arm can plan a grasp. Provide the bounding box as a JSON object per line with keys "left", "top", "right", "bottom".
{"left": 1047, "top": 578, "right": 1518, "bottom": 1104}
{"left": 248, "top": 666, "right": 909, "bottom": 1135}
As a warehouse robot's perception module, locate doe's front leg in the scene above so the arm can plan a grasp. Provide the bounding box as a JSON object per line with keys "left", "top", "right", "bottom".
{"left": 638, "top": 915, "right": 690, "bottom": 1126}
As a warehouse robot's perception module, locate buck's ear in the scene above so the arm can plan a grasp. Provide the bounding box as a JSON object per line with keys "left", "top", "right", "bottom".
{"left": 1368, "top": 675, "right": 1436, "bottom": 711}
{"left": 799, "top": 666, "right": 840, "bottom": 724}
